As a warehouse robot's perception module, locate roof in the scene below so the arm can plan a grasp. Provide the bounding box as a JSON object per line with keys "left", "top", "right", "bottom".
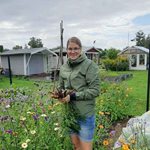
{"left": 119, "top": 46, "right": 149, "bottom": 55}
{"left": 50, "top": 46, "right": 102, "bottom": 53}
{"left": 0, "top": 47, "right": 57, "bottom": 56}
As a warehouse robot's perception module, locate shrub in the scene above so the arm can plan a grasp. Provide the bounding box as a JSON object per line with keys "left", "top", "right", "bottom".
{"left": 102, "top": 57, "right": 129, "bottom": 71}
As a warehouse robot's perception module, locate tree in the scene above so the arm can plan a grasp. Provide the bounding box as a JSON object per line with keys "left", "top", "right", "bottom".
{"left": 106, "top": 48, "right": 120, "bottom": 59}
{"left": 13, "top": 45, "right": 23, "bottom": 50}
{"left": 145, "top": 34, "right": 150, "bottom": 49}
{"left": 28, "top": 37, "right": 43, "bottom": 48}
{"left": 135, "top": 30, "right": 145, "bottom": 47}
{"left": 0, "top": 45, "right": 4, "bottom": 53}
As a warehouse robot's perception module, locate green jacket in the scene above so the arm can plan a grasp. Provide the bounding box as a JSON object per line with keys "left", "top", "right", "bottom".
{"left": 58, "top": 54, "right": 100, "bottom": 117}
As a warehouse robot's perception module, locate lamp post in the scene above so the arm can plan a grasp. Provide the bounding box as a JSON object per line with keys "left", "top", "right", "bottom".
{"left": 146, "top": 44, "right": 150, "bottom": 111}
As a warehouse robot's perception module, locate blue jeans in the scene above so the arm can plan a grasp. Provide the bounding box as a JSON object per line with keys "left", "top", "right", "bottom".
{"left": 70, "top": 115, "right": 95, "bottom": 142}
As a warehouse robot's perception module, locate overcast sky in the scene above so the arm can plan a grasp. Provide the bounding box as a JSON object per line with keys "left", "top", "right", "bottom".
{"left": 0, "top": 0, "right": 150, "bottom": 50}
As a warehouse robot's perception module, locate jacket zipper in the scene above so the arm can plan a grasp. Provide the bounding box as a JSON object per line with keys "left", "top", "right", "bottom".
{"left": 69, "top": 68, "right": 73, "bottom": 89}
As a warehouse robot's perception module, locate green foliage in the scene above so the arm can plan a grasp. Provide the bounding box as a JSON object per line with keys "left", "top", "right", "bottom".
{"left": 28, "top": 37, "right": 43, "bottom": 48}
{"left": 12, "top": 45, "right": 23, "bottom": 50}
{"left": 106, "top": 48, "right": 120, "bottom": 59}
{"left": 136, "top": 30, "right": 145, "bottom": 47}
{"left": 100, "top": 82, "right": 133, "bottom": 122}
{"left": 134, "top": 30, "right": 150, "bottom": 48}
{"left": 0, "top": 45, "right": 4, "bottom": 52}
{"left": 102, "top": 57, "right": 129, "bottom": 71}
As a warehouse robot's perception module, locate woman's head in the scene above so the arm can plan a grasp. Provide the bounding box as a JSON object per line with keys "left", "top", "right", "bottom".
{"left": 66, "top": 37, "right": 82, "bottom": 60}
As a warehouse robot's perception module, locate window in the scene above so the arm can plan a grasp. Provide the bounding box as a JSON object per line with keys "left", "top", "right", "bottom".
{"left": 139, "top": 54, "right": 145, "bottom": 65}
{"left": 131, "top": 55, "right": 137, "bottom": 67}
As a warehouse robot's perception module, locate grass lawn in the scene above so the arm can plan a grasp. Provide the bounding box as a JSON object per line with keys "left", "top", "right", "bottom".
{"left": 0, "top": 75, "right": 36, "bottom": 89}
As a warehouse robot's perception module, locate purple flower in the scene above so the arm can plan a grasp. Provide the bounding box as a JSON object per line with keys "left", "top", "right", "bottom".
{"left": 33, "top": 114, "right": 39, "bottom": 121}
{"left": 5, "top": 129, "right": 13, "bottom": 134}
{"left": 110, "top": 130, "right": 116, "bottom": 136}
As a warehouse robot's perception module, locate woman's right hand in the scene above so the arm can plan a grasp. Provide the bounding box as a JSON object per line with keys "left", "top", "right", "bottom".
{"left": 50, "top": 91, "right": 59, "bottom": 99}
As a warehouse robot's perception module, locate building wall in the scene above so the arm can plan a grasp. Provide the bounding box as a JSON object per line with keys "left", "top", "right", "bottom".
{"left": 28, "top": 54, "right": 44, "bottom": 75}
{"left": 1, "top": 55, "right": 24, "bottom": 75}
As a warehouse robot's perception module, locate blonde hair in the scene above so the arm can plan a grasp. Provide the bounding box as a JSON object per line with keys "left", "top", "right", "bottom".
{"left": 67, "top": 37, "right": 82, "bottom": 49}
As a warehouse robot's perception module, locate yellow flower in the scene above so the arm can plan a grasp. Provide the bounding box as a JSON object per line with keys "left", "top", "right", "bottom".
{"left": 122, "top": 144, "right": 130, "bottom": 150}
{"left": 105, "top": 112, "right": 110, "bottom": 115}
{"left": 48, "top": 105, "right": 52, "bottom": 110}
{"left": 12, "top": 132, "right": 18, "bottom": 137}
{"left": 21, "top": 142, "right": 28, "bottom": 149}
{"left": 118, "top": 138, "right": 126, "bottom": 144}
{"left": 98, "top": 125, "right": 104, "bottom": 129}
{"left": 103, "top": 139, "right": 109, "bottom": 146}
{"left": 99, "top": 111, "right": 104, "bottom": 115}
{"left": 130, "top": 139, "right": 136, "bottom": 144}
{"left": 20, "top": 116, "right": 26, "bottom": 121}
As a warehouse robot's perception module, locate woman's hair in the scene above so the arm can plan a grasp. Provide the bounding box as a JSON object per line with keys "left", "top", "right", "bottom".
{"left": 66, "top": 37, "right": 82, "bottom": 48}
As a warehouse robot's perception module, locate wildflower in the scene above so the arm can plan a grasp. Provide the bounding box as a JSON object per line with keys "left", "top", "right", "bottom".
{"left": 33, "top": 114, "right": 39, "bottom": 120}
{"left": 54, "top": 123, "right": 59, "bottom": 126}
{"left": 20, "top": 116, "right": 26, "bottom": 121}
{"left": 54, "top": 127, "right": 60, "bottom": 131}
{"left": 99, "top": 111, "right": 104, "bottom": 115}
{"left": 12, "top": 132, "right": 18, "bottom": 136}
{"left": 122, "top": 144, "right": 130, "bottom": 150}
{"left": 48, "top": 105, "right": 52, "bottom": 110}
{"left": 41, "top": 114, "right": 47, "bottom": 117}
{"left": 5, "top": 104, "right": 10, "bottom": 108}
{"left": 5, "top": 129, "right": 13, "bottom": 134}
{"left": 21, "top": 142, "right": 28, "bottom": 149}
{"left": 105, "top": 112, "right": 110, "bottom": 115}
{"left": 110, "top": 130, "right": 116, "bottom": 137}
{"left": 30, "top": 130, "right": 36, "bottom": 135}
{"left": 130, "top": 139, "right": 136, "bottom": 144}
{"left": 26, "top": 139, "right": 30, "bottom": 143}
{"left": 103, "top": 139, "right": 109, "bottom": 146}
{"left": 51, "top": 111, "right": 55, "bottom": 114}
{"left": 119, "top": 138, "right": 126, "bottom": 144}
{"left": 27, "top": 111, "right": 35, "bottom": 115}
{"left": 98, "top": 125, "right": 104, "bottom": 129}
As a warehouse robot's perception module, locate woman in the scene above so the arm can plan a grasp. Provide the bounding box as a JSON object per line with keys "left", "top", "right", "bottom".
{"left": 52, "top": 37, "right": 100, "bottom": 150}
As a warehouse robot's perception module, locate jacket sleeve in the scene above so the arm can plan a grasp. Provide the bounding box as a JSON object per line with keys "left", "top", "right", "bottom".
{"left": 58, "top": 69, "right": 65, "bottom": 90}
{"left": 75, "top": 62, "right": 100, "bottom": 100}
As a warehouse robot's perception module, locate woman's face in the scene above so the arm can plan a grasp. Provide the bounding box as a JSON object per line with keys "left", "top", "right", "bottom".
{"left": 67, "top": 42, "right": 81, "bottom": 60}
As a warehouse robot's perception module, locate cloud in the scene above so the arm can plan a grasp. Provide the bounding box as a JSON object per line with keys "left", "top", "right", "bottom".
{"left": 0, "top": 0, "right": 150, "bottom": 49}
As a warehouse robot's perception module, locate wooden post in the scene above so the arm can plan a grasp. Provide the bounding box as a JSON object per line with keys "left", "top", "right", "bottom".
{"left": 8, "top": 55, "right": 12, "bottom": 85}
{"left": 60, "top": 20, "right": 64, "bottom": 65}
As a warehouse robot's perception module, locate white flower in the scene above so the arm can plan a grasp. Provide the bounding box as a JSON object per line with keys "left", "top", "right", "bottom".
{"left": 30, "top": 130, "right": 36, "bottom": 135}
{"left": 51, "top": 111, "right": 55, "bottom": 114}
{"left": 21, "top": 142, "right": 28, "bottom": 149}
{"left": 41, "top": 114, "right": 47, "bottom": 117}
{"left": 54, "top": 127, "right": 60, "bottom": 131}
{"left": 26, "top": 139, "right": 30, "bottom": 143}
{"left": 20, "top": 116, "right": 26, "bottom": 121}
{"left": 54, "top": 123, "right": 59, "bottom": 126}
{"left": 5, "top": 105, "right": 10, "bottom": 108}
